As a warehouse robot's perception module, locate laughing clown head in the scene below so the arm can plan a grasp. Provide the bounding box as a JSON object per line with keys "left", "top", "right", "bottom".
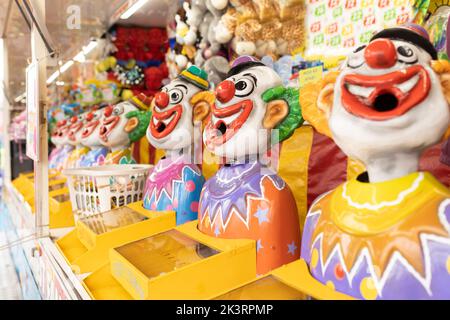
{"left": 303, "top": 25, "right": 450, "bottom": 182}
{"left": 147, "top": 65, "right": 213, "bottom": 152}
{"left": 67, "top": 114, "right": 87, "bottom": 147}
{"left": 51, "top": 119, "right": 70, "bottom": 147}
{"left": 204, "top": 56, "right": 303, "bottom": 162}
{"left": 99, "top": 94, "right": 152, "bottom": 150}
{"left": 80, "top": 108, "right": 104, "bottom": 149}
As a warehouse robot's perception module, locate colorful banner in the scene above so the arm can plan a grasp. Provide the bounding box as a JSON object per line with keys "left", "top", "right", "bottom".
{"left": 305, "top": 0, "right": 417, "bottom": 56}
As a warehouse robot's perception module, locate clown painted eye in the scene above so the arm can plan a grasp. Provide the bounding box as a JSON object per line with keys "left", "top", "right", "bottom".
{"left": 234, "top": 78, "right": 255, "bottom": 97}
{"left": 347, "top": 46, "right": 365, "bottom": 69}
{"left": 396, "top": 45, "right": 417, "bottom": 64}
{"left": 168, "top": 88, "right": 183, "bottom": 104}
{"left": 113, "top": 104, "right": 124, "bottom": 115}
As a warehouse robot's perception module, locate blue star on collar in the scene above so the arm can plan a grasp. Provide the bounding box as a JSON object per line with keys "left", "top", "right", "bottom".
{"left": 214, "top": 225, "right": 221, "bottom": 237}
{"left": 254, "top": 207, "right": 269, "bottom": 225}
{"left": 287, "top": 241, "right": 297, "bottom": 256}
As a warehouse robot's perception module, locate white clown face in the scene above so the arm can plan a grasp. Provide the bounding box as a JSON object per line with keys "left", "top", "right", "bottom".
{"left": 80, "top": 109, "right": 103, "bottom": 148}
{"left": 51, "top": 120, "right": 70, "bottom": 146}
{"left": 204, "top": 65, "right": 282, "bottom": 160}
{"left": 99, "top": 102, "right": 138, "bottom": 149}
{"left": 147, "top": 79, "right": 202, "bottom": 151}
{"left": 331, "top": 38, "right": 450, "bottom": 167}
{"left": 67, "top": 114, "right": 87, "bottom": 147}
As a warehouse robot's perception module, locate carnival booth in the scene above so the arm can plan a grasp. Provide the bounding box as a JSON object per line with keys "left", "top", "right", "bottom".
{"left": 0, "top": 0, "right": 449, "bottom": 300}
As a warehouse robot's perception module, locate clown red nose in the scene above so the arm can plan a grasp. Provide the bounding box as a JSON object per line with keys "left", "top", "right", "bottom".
{"left": 364, "top": 38, "right": 398, "bottom": 69}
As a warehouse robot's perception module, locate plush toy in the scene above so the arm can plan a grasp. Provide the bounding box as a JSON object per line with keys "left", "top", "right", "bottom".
{"left": 143, "top": 66, "right": 213, "bottom": 225}
{"left": 99, "top": 94, "right": 151, "bottom": 165}
{"left": 203, "top": 56, "right": 230, "bottom": 87}
{"left": 301, "top": 25, "right": 450, "bottom": 299}
{"left": 200, "top": 56, "right": 303, "bottom": 275}
{"left": 79, "top": 108, "right": 108, "bottom": 167}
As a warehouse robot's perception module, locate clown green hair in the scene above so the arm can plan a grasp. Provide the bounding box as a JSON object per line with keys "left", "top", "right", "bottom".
{"left": 126, "top": 110, "right": 151, "bottom": 143}
{"left": 262, "top": 86, "right": 303, "bottom": 143}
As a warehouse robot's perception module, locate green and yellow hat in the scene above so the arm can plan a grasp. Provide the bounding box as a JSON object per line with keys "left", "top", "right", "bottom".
{"left": 178, "top": 65, "right": 210, "bottom": 90}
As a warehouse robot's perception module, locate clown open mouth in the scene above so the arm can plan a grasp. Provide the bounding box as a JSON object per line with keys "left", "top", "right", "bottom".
{"left": 205, "top": 100, "right": 253, "bottom": 146}
{"left": 150, "top": 105, "right": 182, "bottom": 139}
{"left": 68, "top": 122, "right": 83, "bottom": 141}
{"left": 99, "top": 116, "right": 119, "bottom": 142}
{"left": 81, "top": 120, "right": 99, "bottom": 139}
{"left": 341, "top": 65, "right": 430, "bottom": 120}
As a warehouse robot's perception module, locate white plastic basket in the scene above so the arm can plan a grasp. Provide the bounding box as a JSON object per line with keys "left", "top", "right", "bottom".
{"left": 62, "top": 164, "right": 152, "bottom": 217}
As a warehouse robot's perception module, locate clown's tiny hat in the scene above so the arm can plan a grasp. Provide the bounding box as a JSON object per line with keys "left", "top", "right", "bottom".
{"left": 179, "top": 65, "right": 210, "bottom": 90}
{"left": 371, "top": 24, "right": 437, "bottom": 59}
{"left": 129, "top": 93, "right": 153, "bottom": 111}
{"left": 227, "top": 55, "right": 265, "bottom": 78}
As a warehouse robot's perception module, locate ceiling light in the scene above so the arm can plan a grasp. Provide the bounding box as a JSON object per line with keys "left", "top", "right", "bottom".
{"left": 46, "top": 71, "right": 60, "bottom": 84}
{"left": 59, "top": 60, "right": 74, "bottom": 73}
{"left": 120, "top": 0, "right": 147, "bottom": 19}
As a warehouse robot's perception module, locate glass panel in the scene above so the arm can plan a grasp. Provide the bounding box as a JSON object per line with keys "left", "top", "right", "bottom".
{"left": 116, "top": 230, "right": 219, "bottom": 279}
{"left": 79, "top": 206, "right": 148, "bottom": 235}
{"left": 215, "top": 276, "right": 307, "bottom": 300}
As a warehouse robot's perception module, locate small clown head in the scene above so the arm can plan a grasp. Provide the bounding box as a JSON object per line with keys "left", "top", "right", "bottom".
{"left": 147, "top": 66, "right": 212, "bottom": 151}
{"left": 204, "top": 56, "right": 303, "bottom": 161}
{"left": 67, "top": 114, "right": 87, "bottom": 147}
{"left": 329, "top": 25, "right": 449, "bottom": 169}
{"left": 80, "top": 108, "right": 104, "bottom": 148}
{"left": 51, "top": 119, "right": 70, "bottom": 146}
{"left": 99, "top": 94, "right": 152, "bottom": 149}
{"left": 99, "top": 102, "right": 138, "bottom": 149}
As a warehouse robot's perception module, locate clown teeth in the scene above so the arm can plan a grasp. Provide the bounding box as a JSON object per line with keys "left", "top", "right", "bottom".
{"left": 396, "top": 74, "right": 419, "bottom": 93}
{"left": 347, "top": 84, "right": 374, "bottom": 98}
{"left": 161, "top": 113, "right": 175, "bottom": 126}
{"left": 212, "top": 110, "right": 242, "bottom": 127}
{"left": 152, "top": 117, "right": 158, "bottom": 126}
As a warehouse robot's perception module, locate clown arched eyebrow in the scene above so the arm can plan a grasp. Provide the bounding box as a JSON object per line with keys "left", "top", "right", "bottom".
{"left": 243, "top": 73, "right": 257, "bottom": 85}
{"left": 175, "top": 84, "right": 188, "bottom": 92}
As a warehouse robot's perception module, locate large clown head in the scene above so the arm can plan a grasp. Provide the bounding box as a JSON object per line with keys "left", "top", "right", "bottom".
{"left": 50, "top": 119, "right": 70, "bottom": 146}
{"left": 80, "top": 108, "right": 104, "bottom": 149}
{"left": 67, "top": 114, "right": 87, "bottom": 147}
{"left": 147, "top": 66, "right": 212, "bottom": 153}
{"left": 204, "top": 56, "right": 303, "bottom": 162}
{"left": 324, "top": 25, "right": 450, "bottom": 182}
{"left": 99, "top": 95, "right": 152, "bottom": 150}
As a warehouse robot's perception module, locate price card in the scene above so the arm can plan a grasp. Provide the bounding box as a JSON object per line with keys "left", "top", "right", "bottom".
{"left": 298, "top": 65, "right": 323, "bottom": 88}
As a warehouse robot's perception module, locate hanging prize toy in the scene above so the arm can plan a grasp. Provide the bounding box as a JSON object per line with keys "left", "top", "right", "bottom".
{"left": 65, "top": 114, "right": 90, "bottom": 169}
{"left": 425, "top": 4, "right": 450, "bottom": 60}
{"left": 143, "top": 65, "right": 213, "bottom": 225}
{"left": 78, "top": 109, "right": 109, "bottom": 167}
{"left": 301, "top": 25, "right": 450, "bottom": 300}
{"left": 200, "top": 55, "right": 304, "bottom": 275}
{"left": 99, "top": 95, "right": 151, "bottom": 165}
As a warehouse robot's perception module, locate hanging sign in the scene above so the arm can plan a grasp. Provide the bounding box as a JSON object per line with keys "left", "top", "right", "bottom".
{"left": 25, "top": 61, "right": 39, "bottom": 161}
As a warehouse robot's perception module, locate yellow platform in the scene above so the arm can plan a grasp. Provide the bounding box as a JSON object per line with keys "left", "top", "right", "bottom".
{"left": 214, "top": 259, "right": 353, "bottom": 300}
{"left": 56, "top": 201, "right": 176, "bottom": 274}
{"left": 83, "top": 221, "right": 256, "bottom": 300}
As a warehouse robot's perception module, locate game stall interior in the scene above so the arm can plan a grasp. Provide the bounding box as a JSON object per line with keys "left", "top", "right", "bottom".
{"left": 0, "top": 0, "right": 449, "bottom": 300}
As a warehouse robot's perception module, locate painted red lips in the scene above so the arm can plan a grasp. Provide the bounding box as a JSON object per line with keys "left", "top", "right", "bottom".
{"left": 68, "top": 121, "right": 83, "bottom": 142}
{"left": 150, "top": 104, "right": 182, "bottom": 139}
{"left": 205, "top": 99, "right": 253, "bottom": 147}
{"left": 99, "top": 116, "right": 120, "bottom": 142}
{"left": 341, "top": 65, "right": 431, "bottom": 120}
{"left": 81, "top": 119, "right": 100, "bottom": 139}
